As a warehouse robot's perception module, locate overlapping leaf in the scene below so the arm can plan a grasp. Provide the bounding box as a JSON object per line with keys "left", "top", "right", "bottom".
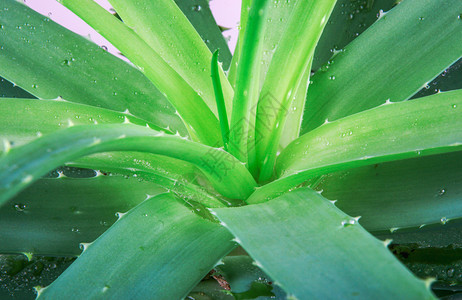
{"left": 0, "top": 1, "right": 186, "bottom": 134}
{"left": 38, "top": 193, "right": 235, "bottom": 299}
{"left": 248, "top": 90, "right": 462, "bottom": 203}
{"left": 213, "top": 188, "right": 435, "bottom": 299}
{"left": 107, "top": 0, "right": 234, "bottom": 118}
{"left": 302, "top": 0, "right": 462, "bottom": 133}
{"left": 0, "top": 124, "right": 256, "bottom": 206}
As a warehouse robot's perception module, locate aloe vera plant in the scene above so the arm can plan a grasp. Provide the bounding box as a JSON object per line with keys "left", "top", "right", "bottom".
{"left": 1, "top": 0, "right": 462, "bottom": 298}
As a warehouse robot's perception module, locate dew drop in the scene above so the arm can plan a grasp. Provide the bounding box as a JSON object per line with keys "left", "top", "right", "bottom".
{"left": 441, "top": 217, "right": 448, "bottom": 224}
{"left": 329, "top": 75, "right": 336, "bottom": 80}
{"left": 71, "top": 227, "right": 80, "bottom": 233}
{"left": 14, "top": 203, "right": 26, "bottom": 212}
{"left": 437, "top": 188, "right": 446, "bottom": 196}
{"left": 452, "top": 104, "right": 457, "bottom": 108}
{"left": 341, "top": 218, "right": 356, "bottom": 227}
{"left": 101, "top": 45, "right": 108, "bottom": 51}
{"left": 192, "top": 5, "right": 201, "bottom": 12}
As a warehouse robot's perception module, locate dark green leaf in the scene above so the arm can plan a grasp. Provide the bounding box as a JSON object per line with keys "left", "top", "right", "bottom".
{"left": 0, "top": 175, "right": 165, "bottom": 256}
{"left": 317, "top": 151, "right": 462, "bottom": 232}
{"left": 38, "top": 193, "right": 235, "bottom": 299}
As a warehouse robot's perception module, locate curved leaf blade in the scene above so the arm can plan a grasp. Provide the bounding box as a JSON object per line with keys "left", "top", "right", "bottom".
{"left": 0, "top": 98, "right": 165, "bottom": 147}
{"left": 212, "top": 188, "right": 435, "bottom": 299}
{"left": 248, "top": 90, "right": 462, "bottom": 204}
{"left": 0, "top": 175, "right": 165, "bottom": 256}
{"left": 0, "top": 124, "right": 257, "bottom": 205}
{"left": 278, "top": 90, "right": 462, "bottom": 176}
{"left": 71, "top": 152, "right": 237, "bottom": 208}
{"left": 38, "top": 193, "right": 235, "bottom": 299}
{"left": 302, "top": 0, "right": 462, "bottom": 133}
{"left": 0, "top": 100, "right": 230, "bottom": 206}
{"left": 0, "top": 1, "right": 186, "bottom": 134}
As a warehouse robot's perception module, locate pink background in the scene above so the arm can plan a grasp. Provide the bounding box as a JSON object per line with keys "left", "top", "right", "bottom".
{"left": 24, "top": 0, "right": 241, "bottom": 58}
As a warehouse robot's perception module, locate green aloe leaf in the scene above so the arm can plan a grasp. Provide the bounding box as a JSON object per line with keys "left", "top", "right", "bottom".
{"left": 174, "top": 0, "right": 232, "bottom": 70}
{"left": 248, "top": 90, "right": 462, "bottom": 204}
{"left": 58, "top": 0, "right": 221, "bottom": 146}
{"left": 211, "top": 50, "right": 230, "bottom": 150}
{"left": 0, "top": 99, "right": 231, "bottom": 206}
{"left": 71, "top": 153, "right": 237, "bottom": 208}
{"left": 278, "top": 90, "right": 462, "bottom": 176}
{"left": 302, "top": 0, "right": 462, "bottom": 133}
{"left": 279, "top": 66, "right": 310, "bottom": 151}
{"left": 0, "top": 175, "right": 165, "bottom": 256}
{"left": 316, "top": 151, "right": 462, "bottom": 232}
{"left": 0, "top": 1, "right": 186, "bottom": 134}
{"left": 37, "top": 193, "right": 235, "bottom": 299}
{"left": 0, "top": 98, "right": 165, "bottom": 147}
{"left": 107, "top": 0, "right": 234, "bottom": 118}
{"left": 0, "top": 124, "right": 256, "bottom": 205}
{"left": 227, "top": 0, "right": 251, "bottom": 88}
{"left": 212, "top": 188, "right": 435, "bottom": 299}
{"left": 255, "top": 0, "right": 337, "bottom": 182}
{"left": 228, "top": 0, "right": 269, "bottom": 169}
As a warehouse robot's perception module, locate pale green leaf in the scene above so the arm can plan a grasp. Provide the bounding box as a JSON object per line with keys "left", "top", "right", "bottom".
{"left": 58, "top": 0, "right": 221, "bottom": 145}
{"left": 37, "top": 193, "right": 235, "bottom": 299}
{"left": 255, "top": 0, "right": 337, "bottom": 182}
{"left": 0, "top": 99, "right": 230, "bottom": 206}
{"left": 228, "top": 0, "right": 269, "bottom": 169}
{"left": 248, "top": 90, "right": 462, "bottom": 204}
{"left": 0, "top": 124, "right": 256, "bottom": 205}
{"left": 213, "top": 188, "right": 435, "bottom": 299}
{"left": 302, "top": 0, "right": 462, "bottom": 133}
{"left": 0, "top": 98, "right": 164, "bottom": 147}
{"left": 279, "top": 90, "right": 462, "bottom": 176}
{"left": 107, "top": 0, "right": 234, "bottom": 118}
